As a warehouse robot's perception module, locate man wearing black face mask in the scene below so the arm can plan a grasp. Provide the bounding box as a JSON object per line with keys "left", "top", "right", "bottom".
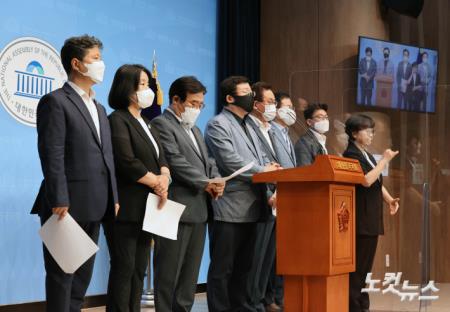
{"left": 204, "top": 76, "right": 280, "bottom": 311}
{"left": 377, "top": 47, "right": 394, "bottom": 78}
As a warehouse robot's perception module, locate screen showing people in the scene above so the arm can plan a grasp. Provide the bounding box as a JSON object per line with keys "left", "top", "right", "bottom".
{"left": 357, "top": 36, "right": 438, "bottom": 113}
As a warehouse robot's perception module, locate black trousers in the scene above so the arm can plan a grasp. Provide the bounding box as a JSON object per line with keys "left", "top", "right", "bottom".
{"left": 105, "top": 221, "right": 152, "bottom": 312}
{"left": 349, "top": 235, "right": 379, "bottom": 312}
{"left": 248, "top": 219, "right": 276, "bottom": 311}
{"left": 264, "top": 222, "right": 284, "bottom": 307}
{"left": 360, "top": 88, "right": 373, "bottom": 106}
{"left": 398, "top": 90, "right": 407, "bottom": 109}
{"left": 207, "top": 221, "right": 257, "bottom": 312}
{"left": 153, "top": 222, "right": 206, "bottom": 312}
{"left": 40, "top": 216, "right": 100, "bottom": 312}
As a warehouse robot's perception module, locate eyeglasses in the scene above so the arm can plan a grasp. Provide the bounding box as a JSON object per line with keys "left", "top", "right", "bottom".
{"left": 312, "top": 115, "right": 329, "bottom": 121}
{"left": 185, "top": 101, "right": 205, "bottom": 110}
{"left": 362, "top": 128, "right": 375, "bottom": 136}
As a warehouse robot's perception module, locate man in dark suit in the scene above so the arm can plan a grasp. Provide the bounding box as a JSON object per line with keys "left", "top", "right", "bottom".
{"left": 406, "top": 62, "right": 424, "bottom": 111}
{"left": 31, "top": 35, "right": 119, "bottom": 312}
{"left": 358, "top": 47, "right": 377, "bottom": 106}
{"left": 151, "top": 76, "right": 225, "bottom": 312}
{"left": 204, "top": 76, "right": 280, "bottom": 312}
{"left": 246, "top": 82, "right": 279, "bottom": 312}
{"left": 396, "top": 49, "right": 413, "bottom": 110}
{"left": 294, "top": 103, "right": 329, "bottom": 167}
{"left": 261, "top": 92, "right": 297, "bottom": 310}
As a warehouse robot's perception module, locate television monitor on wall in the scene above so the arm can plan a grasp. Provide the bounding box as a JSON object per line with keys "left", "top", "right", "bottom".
{"left": 357, "top": 36, "right": 438, "bottom": 113}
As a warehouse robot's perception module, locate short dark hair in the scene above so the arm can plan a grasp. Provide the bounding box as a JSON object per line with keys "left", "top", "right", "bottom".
{"left": 275, "top": 92, "right": 290, "bottom": 108}
{"left": 60, "top": 35, "right": 103, "bottom": 75}
{"left": 252, "top": 81, "right": 272, "bottom": 102}
{"left": 169, "top": 76, "right": 206, "bottom": 103}
{"left": 383, "top": 47, "right": 390, "bottom": 53}
{"left": 422, "top": 51, "right": 429, "bottom": 57}
{"left": 345, "top": 114, "right": 375, "bottom": 141}
{"left": 403, "top": 49, "right": 410, "bottom": 56}
{"left": 365, "top": 47, "right": 372, "bottom": 54}
{"left": 220, "top": 76, "right": 250, "bottom": 105}
{"left": 303, "top": 103, "right": 328, "bottom": 120}
{"left": 108, "top": 64, "right": 154, "bottom": 110}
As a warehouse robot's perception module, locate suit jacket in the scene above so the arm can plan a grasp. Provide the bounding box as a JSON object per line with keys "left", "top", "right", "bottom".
{"left": 294, "top": 129, "right": 326, "bottom": 167}
{"left": 31, "top": 83, "right": 118, "bottom": 222}
{"left": 407, "top": 73, "right": 423, "bottom": 94}
{"left": 376, "top": 59, "right": 395, "bottom": 78}
{"left": 418, "top": 62, "right": 433, "bottom": 86}
{"left": 204, "top": 109, "right": 270, "bottom": 222}
{"left": 359, "top": 58, "right": 377, "bottom": 89}
{"left": 109, "top": 109, "right": 168, "bottom": 223}
{"left": 396, "top": 61, "right": 412, "bottom": 87}
{"left": 270, "top": 122, "right": 296, "bottom": 168}
{"left": 343, "top": 141, "right": 384, "bottom": 236}
{"left": 246, "top": 116, "right": 277, "bottom": 163}
{"left": 151, "top": 110, "right": 220, "bottom": 223}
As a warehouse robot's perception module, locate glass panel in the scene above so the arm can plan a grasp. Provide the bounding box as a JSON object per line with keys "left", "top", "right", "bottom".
{"left": 287, "top": 67, "right": 449, "bottom": 310}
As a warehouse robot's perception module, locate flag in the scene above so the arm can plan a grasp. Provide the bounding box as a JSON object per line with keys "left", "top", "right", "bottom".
{"left": 142, "top": 50, "right": 163, "bottom": 120}
{"left": 152, "top": 50, "right": 164, "bottom": 106}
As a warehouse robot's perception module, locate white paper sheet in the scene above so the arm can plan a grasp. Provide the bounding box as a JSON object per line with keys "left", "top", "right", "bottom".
{"left": 39, "top": 214, "right": 99, "bottom": 274}
{"left": 142, "top": 193, "right": 186, "bottom": 240}
{"left": 205, "top": 161, "right": 255, "bottom": 183}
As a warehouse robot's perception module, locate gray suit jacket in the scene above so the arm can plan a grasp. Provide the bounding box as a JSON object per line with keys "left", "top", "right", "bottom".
{"left": 294, "top": 129, "right": 326, "bottom": 167}
{"left": 204, "top": 109, "right": 270, "bottom": 222}
{"left": 151, "top": 110, "right": 220, "bottom": 223}
{"left": 270, "top": 122, "right": 296, "bottom": 169}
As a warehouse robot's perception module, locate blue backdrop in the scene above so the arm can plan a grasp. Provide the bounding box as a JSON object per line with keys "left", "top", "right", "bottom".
{"left": 0, "top": 0, "right": 217, "bottom": 305}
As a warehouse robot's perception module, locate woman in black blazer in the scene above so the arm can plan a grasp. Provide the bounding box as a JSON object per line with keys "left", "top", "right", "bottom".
{"left": 343, "top": 114, "right": 399, "bottom": 312}
{"left": 106, "top": 64, "right": 171, "bottom": 312}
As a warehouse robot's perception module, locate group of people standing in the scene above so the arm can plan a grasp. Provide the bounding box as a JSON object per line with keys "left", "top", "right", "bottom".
{"left": 32, "top": 34, "right": 400, "bottom": 312}
{"left": 359, "top": 46, "right": 434, "bottom": 111}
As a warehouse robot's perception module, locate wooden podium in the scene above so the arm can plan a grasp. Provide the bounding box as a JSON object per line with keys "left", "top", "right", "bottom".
{"left": 375, "top": 74, "right": 394, "bottom": 107}
{"left": 253, "top": 155, "right": 365, "bottom": 312}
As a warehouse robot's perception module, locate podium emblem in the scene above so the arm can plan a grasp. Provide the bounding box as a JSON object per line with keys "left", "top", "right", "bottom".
{"left": 337, "top": 201, "right": 350, "bottom": 232}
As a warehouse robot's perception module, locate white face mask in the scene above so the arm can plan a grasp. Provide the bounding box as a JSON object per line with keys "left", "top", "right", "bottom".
{"left": 181, "top": 106, "right": 201, "bottom": 129}
{"left": 313, "top": 119, "right": 329, "bottom": 134}
{"left": 81, "top": 60, "right": 105, "bottom": 84}
{"left": 277, "top": 107, "right": 296, "bottom": 126}
{"left": 262, "top": 104, "right": 277, "bottom": 121}
{"left": 136, "top": 88, "right": 155, "bottom": 109}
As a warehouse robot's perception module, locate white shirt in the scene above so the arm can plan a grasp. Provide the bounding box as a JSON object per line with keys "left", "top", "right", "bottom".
{"left": 136, "top": 117, "right": 160, "bottom": 157}
{"left": 362, "top": 150, "right": 377, "bottom": 169}
{"left": 67, "top": 81, "right": 101, "bottom": 142}
{"left": 248, "top": 114, "right": 275, "bottom": 153}
{"left": 166, "top": 108, "right": 200, "bottom": 154}
{"left": 311, "top": 129, "right": 328, "bottom": 154}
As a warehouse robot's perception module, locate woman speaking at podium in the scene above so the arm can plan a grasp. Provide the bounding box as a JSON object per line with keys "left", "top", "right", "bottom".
{"left": 343, "top": 114, "right": 400, "bottom": 312}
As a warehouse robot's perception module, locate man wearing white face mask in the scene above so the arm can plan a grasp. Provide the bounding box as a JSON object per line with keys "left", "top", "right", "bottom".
{"left": 272, "top": 92, "right": 297, "bottom": 168}
{"left": 294, "top": 103, "right": 330, "bottom": 167}
{"left": 31, "top": 35, "right": 119, "bottom": 312}
{"left": 247, "top": 81, "right": 282, "bottom": 312}
{"left": 151, "top": 76, "right": 225, "bottom": 312}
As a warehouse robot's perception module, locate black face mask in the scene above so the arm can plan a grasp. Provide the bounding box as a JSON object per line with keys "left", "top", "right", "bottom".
{"left": 384, "top": 53, "right": 389, "bottom": 59}
{"left": 232, "top": 93, "right": 254, "bottom": 113}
